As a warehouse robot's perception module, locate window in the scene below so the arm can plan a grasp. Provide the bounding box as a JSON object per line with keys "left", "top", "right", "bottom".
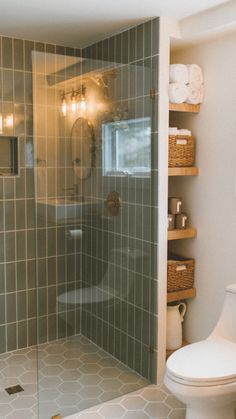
{"left": 102, "top": 117, "right": 151, "bottom": 177}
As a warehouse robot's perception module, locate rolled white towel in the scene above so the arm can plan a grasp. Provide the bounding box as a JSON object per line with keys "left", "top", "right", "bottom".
{"left": 169, "top": 83, "right": 188, "bottom": 104}
{"left": 169, "top": 127, "right": 179, "bottom": 135}
{"left": 187, "top": 64, "right": 203, "bottom": 85}
{"left": 169, "top": 64, "right": 188, "bottom": 84}
{"left": 178, "top": 129, "right": 191, "bottom": 136}
{"left": 186, "top": 84, "right": 201, "bottom": 105}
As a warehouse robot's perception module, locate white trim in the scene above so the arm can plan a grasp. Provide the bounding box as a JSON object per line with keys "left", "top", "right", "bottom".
{"left": 157, "top": 17, "right": 181, "bottom": 383}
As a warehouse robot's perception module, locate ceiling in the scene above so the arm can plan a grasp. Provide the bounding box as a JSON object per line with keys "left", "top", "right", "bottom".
{"left": 0, "top": 0, "right": 229, "bottom": 48}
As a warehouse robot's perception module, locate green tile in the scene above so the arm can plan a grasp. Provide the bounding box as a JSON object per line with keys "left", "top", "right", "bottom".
{"left": 28, "top": 289, "right": 36, "bottom": 318}
{"left": 7, "top": 323, "right": 17, "bottom": 351}
{"left": 2, "top": 70, "right": 13, "bottom": 101}
{"left": 38, "top": 287, "right": 47, "bottom": 316}
{"left": 4, "top": 200, "right": 14, "bottom": 231}
{"left": 14, "top": 71, "right": 24, "bottom": 103}
{"left": 27, "top": 259, "right": 36, "bottom": 289}
{"left": 6, "top": 262, "right": 16, "bottom": 292}
{"left": 6, "top": 292, "right": 16, "bottom": 323}
{"left": 0, "top": 264, "right": 5, "bottom": 293}
{"left": 28, "top": 318, "right": 37, "bottom": 346}
{"left": 18, "top": 320, "right": 27, "bottom": 349}
{"left": 0, "top": 295, "right": 5, "bottom": 325}
{"left": 16, "top": 200, "right": 26, "bottom": 229}
{"left": 24, "top": 41, "right": 34, "bottom": 72}
{"left": 17, "top": 291, "right": 27, "bottom": 320}
{"left": 2, "top": 37, "right": 13, "bottom": 68}
{"left": 5, "top": 232, "right": 16, "bottom": 262}
{"left": 38, "top": 258, "right": 46, "bottom": 287}
{"left": 17, "top": 261, "right": 26, "bottom": 290}
{"left": 0, "top": 325, "right": 6, "bottom": 353}
{"left": 14, "top": 39, "right": 24, "bottom": 70}
{"left": 16, "top": 230, "right": 26, "bottom": 261}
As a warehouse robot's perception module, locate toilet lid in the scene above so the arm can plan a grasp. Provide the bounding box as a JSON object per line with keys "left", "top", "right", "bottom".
{"left": 166, "top": 338, "right": 236, "bottom": 386}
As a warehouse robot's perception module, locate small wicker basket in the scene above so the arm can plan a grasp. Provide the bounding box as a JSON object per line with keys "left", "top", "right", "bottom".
{"left": 167, "top": 254, "right": 195, "bottom": 292}
{"left": 168, "top": 135, "right": 195, "bottom": 167}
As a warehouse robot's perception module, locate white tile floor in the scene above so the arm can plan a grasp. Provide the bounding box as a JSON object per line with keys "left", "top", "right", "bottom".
{"left": 0, "top": 335, "right": 186, "bottom": 419}
{"left": 0, "top": 335, "right": 149, "bottom": 419}
{"left": 68, "top": 385, "right": 186, "bottom": 419}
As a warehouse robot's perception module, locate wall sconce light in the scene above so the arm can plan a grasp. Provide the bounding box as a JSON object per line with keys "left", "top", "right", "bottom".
{"left": 61, "top": 85, "right": 87, "bottom": 116}
{"left": 61, "top": 94, "right": 67, "bottom": 117}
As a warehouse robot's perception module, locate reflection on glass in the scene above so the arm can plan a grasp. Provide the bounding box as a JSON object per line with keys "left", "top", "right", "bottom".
{"left": 102, "top": 117, "right": 151, "bottom": 177}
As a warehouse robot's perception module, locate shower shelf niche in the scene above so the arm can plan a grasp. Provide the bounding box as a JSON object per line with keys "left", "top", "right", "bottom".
{"left": 0, "top": 136, "right": 19, "bottom": 177}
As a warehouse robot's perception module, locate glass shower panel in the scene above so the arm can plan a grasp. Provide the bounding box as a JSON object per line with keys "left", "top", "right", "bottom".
{"left": 33, "top": 18, "right": 159, "bottom": 419}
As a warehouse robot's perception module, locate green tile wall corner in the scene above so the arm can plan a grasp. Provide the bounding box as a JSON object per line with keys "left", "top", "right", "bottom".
{"left": 80, "top": 17, "right": 159, "bottom": 382}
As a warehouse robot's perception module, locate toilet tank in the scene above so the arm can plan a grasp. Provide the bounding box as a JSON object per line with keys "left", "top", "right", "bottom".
{"left": 209, "top": 283, "right": 236, "bottom": 343}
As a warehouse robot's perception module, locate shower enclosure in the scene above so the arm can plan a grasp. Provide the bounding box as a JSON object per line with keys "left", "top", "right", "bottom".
{"left": 0, "top": 18, "right": 159, "bottom": 419}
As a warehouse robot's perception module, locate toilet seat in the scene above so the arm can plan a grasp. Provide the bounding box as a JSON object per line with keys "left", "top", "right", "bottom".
{"left": 166, "top": 338, "right": 236, "bottom": 387}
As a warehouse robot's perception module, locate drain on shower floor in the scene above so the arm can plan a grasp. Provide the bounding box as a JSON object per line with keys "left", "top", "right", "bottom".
{"left": 5, "top": 384, "right": 24, "bottom": 395}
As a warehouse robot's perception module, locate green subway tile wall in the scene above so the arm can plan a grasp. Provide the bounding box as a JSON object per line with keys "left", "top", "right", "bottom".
{"left": 0, "top": 36, "right": 82, "bottom": 354}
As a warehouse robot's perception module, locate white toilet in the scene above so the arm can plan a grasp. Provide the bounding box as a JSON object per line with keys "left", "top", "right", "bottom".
{"left": 164, "top": 283, "right": 236, "bottom": 419}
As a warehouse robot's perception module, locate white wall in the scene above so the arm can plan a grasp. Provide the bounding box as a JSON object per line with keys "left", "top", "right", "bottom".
{"left": 169, "top": 30, "right": 236, "bottom": 342}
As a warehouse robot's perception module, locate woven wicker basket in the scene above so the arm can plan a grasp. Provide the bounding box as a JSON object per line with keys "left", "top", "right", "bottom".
{"left": 167, "top": 254, "right": 195, "bottom": 292}
{"left": 168, "top": 135, "right": 195, "bottom": 167}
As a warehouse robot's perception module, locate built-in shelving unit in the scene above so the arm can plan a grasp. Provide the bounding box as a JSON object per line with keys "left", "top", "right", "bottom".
{"left": 167, "top": 100, "right": 200, "bottom": 353}
{"left": 168, "top": 228, "right": 197, "bottom": 241}
{"left": 169, "top": 102, "right": 200, "bottom": 113}
{"left": 168, "top": 167, "right": 199, "bottom": 176}
{"left": 167, "top": 287, "right": 196, "bottom": 303}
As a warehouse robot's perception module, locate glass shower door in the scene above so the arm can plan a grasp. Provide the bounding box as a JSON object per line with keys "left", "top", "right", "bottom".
{"left": 33, "top": 18, "right": 159, "bottom": 419}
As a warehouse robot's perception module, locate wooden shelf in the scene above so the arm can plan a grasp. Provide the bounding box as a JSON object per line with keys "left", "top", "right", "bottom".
{"left": 166, "top": 340, "right": 189, "bottom": 359}
{"left": 168, "top": 228, "right": 197, "bottom": 241}
{"left": 169, "top": 102, "right": 200, "bottom": 113}
{"left": 168, "top": 167, "right": 199, "bottom": 177}
{"left": 167, "top": 287, "right": 196, "bottom": 303}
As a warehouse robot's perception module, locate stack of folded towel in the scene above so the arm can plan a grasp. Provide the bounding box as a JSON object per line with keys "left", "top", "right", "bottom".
{"left": 169, "top": 127, "right": 191, "bottom": 136}
{"left": 169, "top": 64, "right": 204, "bottom": 105}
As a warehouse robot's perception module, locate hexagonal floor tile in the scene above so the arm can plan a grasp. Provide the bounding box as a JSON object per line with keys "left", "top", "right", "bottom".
{"left": 0, "top": 335, "right": 185, "bottom": 419}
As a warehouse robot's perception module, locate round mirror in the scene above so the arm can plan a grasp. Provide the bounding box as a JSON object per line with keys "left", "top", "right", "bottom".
{"left": 71, "top": 117, "right": 94, "bottom": 180}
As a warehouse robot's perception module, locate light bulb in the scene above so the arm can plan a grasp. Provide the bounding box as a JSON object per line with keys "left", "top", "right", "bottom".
{"left": 0, "top": 114, "right": 3, "bottom": 134}
{"left": 79, "top": 85, "right": 87, "bottom": 113}
{"left": 79, "top": 96, "right": 87, "bottom": 113}
{"left": 61, "top": 95, "right": 67, "bottom": 116}
{"left": 70, "top": 91, "right": 78, "bottom": 113}
{"left": 5, "top": 114, "right": 13, "bottom": 128}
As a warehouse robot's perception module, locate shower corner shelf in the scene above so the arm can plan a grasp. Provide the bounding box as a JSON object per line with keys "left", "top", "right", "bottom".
{"left": 168, "top": 228, "right": 197, "bottom": 241}
{"left": 169, "top": 102, "right": 200, "bottom": 113}
{"left": 167, "top": 287, "right": 196, "bottom": 303}
{"left": 166, "top": 340, "right": 189, "bottom": 359}
{"left": 168, "top": 167, "right": 199, "bottom": 176}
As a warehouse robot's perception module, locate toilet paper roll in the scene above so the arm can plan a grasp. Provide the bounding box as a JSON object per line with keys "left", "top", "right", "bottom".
{"left": 66, "top": 229, "right": 83, "bottom": 239}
